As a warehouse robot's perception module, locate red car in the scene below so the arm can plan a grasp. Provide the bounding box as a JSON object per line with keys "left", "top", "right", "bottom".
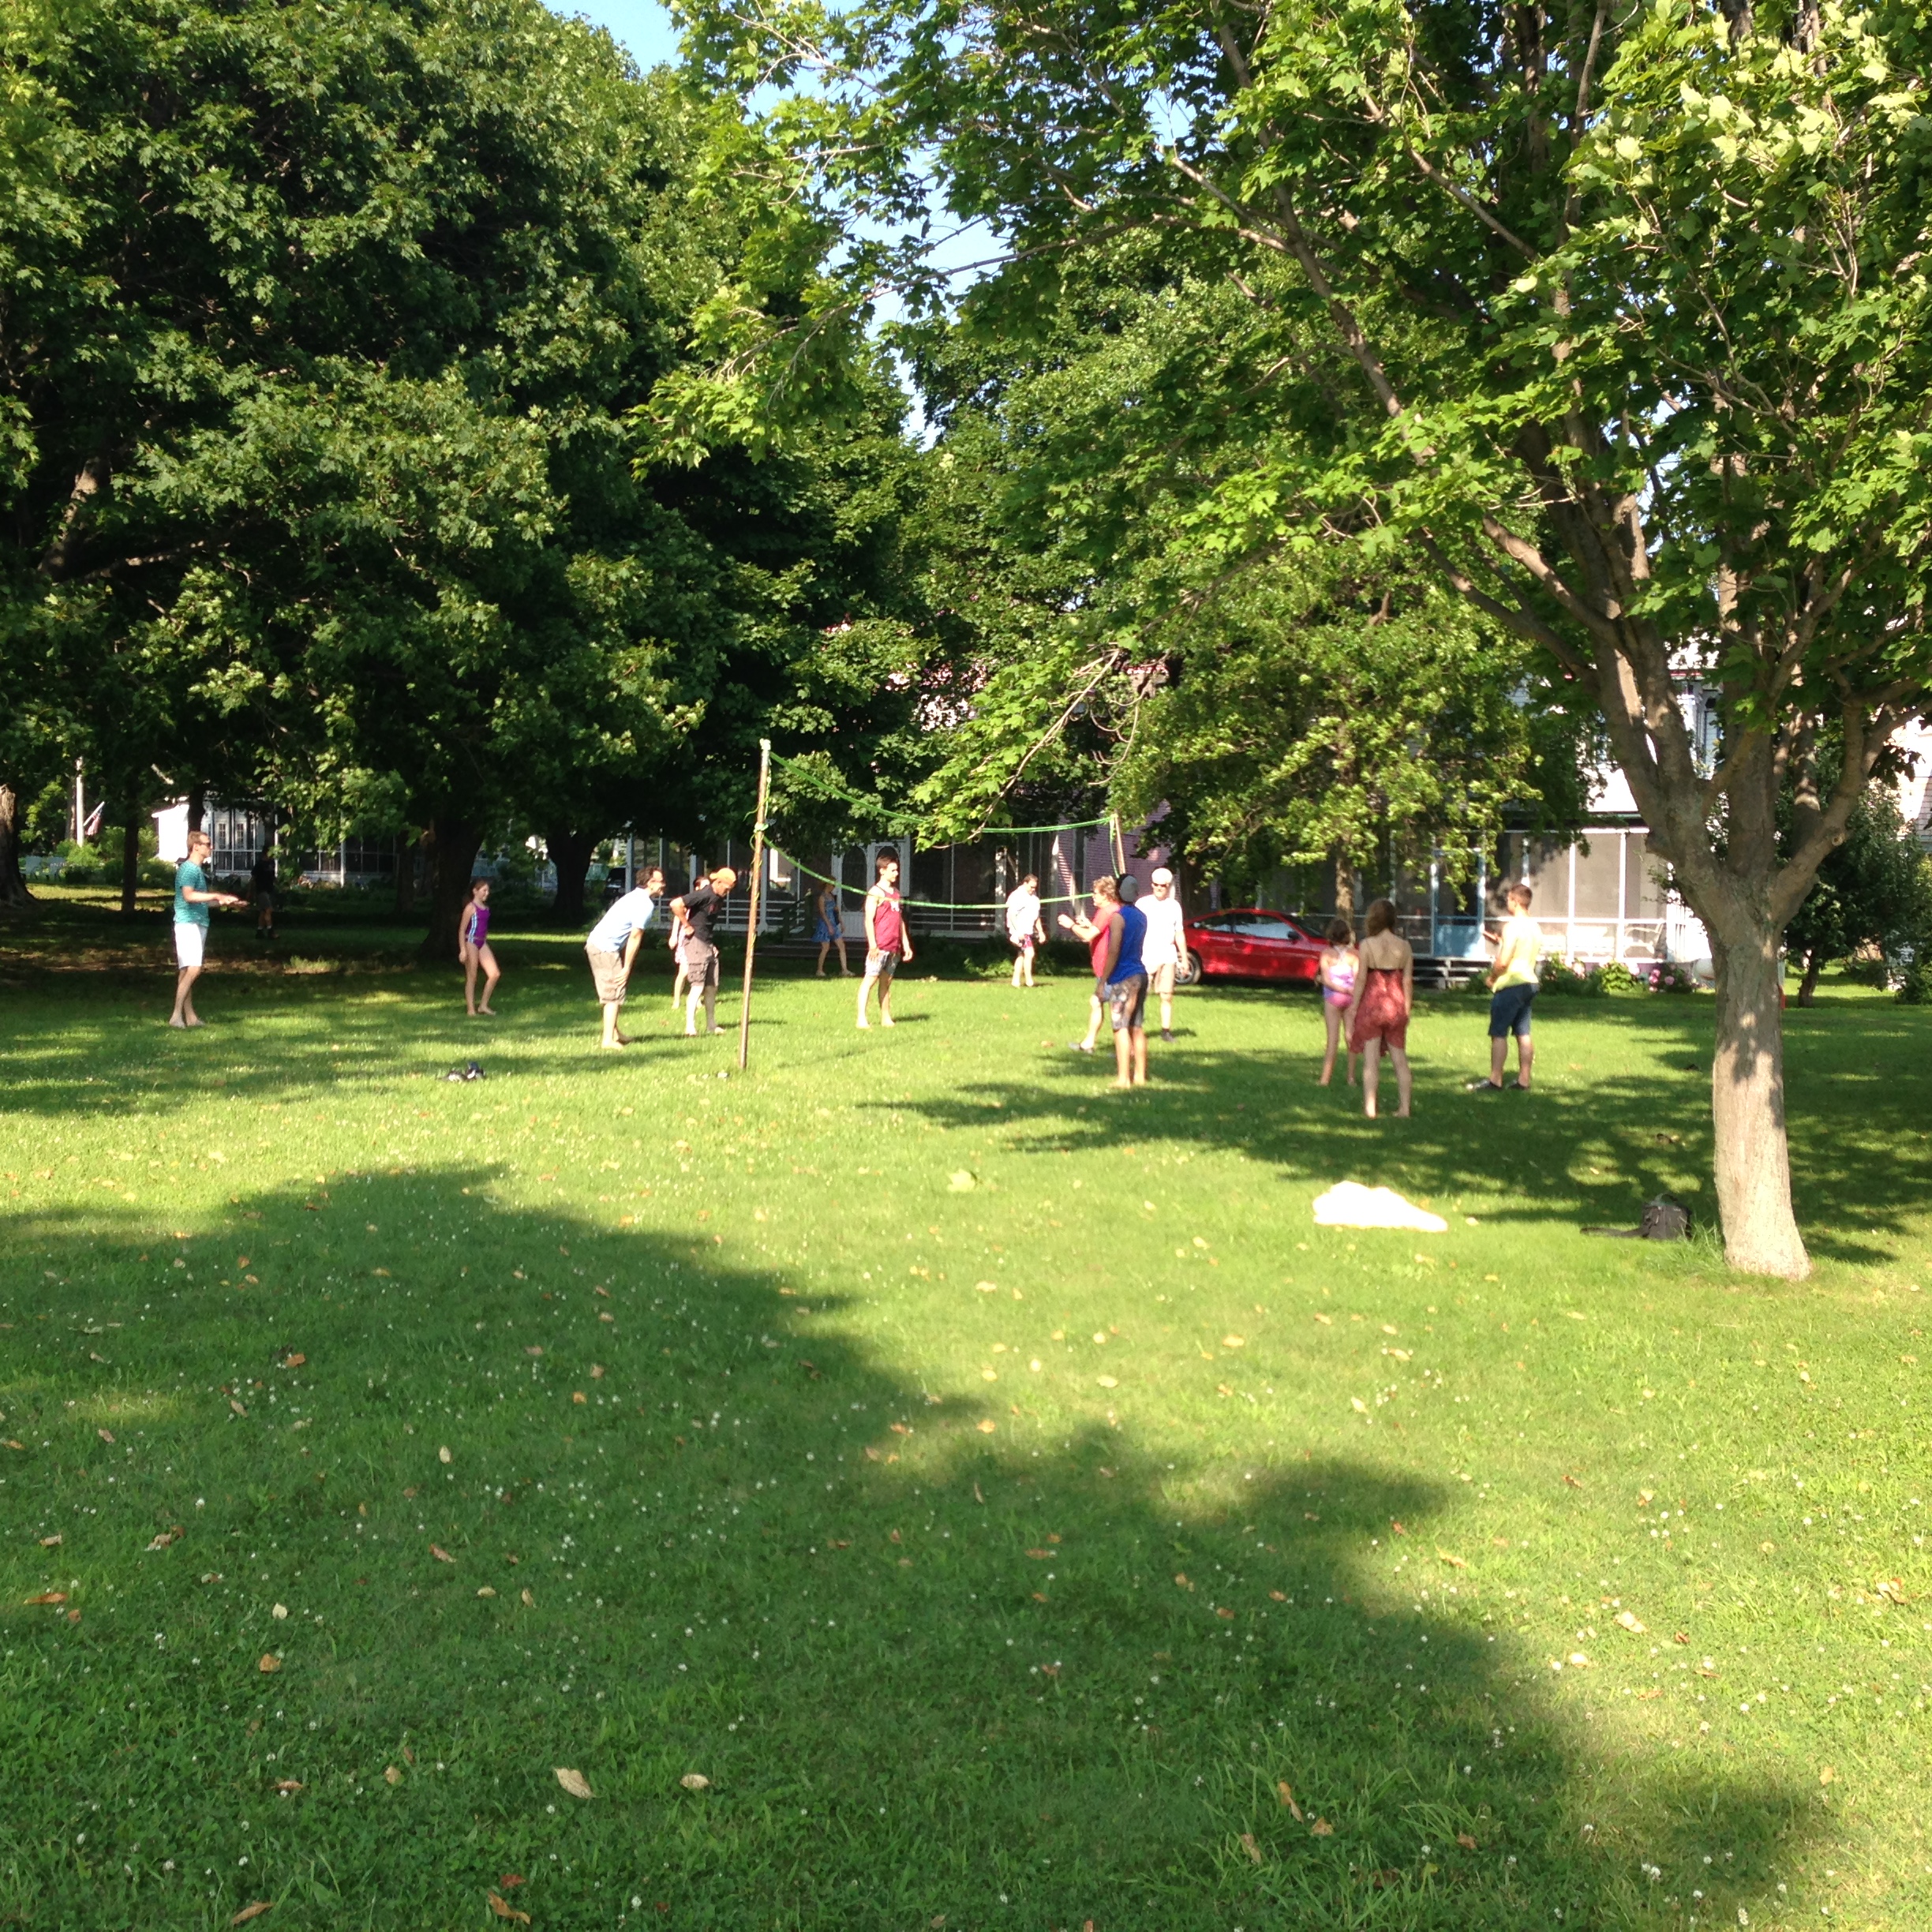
{"left": 1181, "top": 908, "right": 1327, "bottom": 985}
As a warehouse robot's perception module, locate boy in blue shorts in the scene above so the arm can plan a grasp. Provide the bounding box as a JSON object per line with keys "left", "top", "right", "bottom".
{"left": 1475, "top": 882, "right": 1539, "bottom": 1091}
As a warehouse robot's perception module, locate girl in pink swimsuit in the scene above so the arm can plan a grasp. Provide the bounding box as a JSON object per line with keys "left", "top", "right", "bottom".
{"left": 1317, "top": 917, "right": 1359, "bottom": 1088}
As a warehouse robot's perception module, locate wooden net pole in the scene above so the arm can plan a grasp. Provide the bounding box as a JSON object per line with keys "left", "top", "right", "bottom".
{"left": 737, "top": 739, "right": 772, "bottom": 1072}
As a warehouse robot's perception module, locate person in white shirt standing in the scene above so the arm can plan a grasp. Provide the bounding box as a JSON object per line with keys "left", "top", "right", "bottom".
{"left": 1004, "top": 873, "right": 1044, "bottom": 988}
{"left": 1140, "top": 866, "right": 1191, "bottom": 1042}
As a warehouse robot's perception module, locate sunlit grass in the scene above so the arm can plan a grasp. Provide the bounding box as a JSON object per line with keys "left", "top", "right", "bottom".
{"left": 2, "top": 914, "right": 1930, "bottom": 1928}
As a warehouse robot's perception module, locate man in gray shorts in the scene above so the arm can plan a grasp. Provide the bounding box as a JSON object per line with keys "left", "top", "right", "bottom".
{"left": 669, "top": 865, "right": 737, "bottom": 1037}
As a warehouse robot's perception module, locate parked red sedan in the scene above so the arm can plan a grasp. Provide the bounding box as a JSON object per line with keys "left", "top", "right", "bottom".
{"left": 1181, "top": 908, "right": 1327, "bottom": 985}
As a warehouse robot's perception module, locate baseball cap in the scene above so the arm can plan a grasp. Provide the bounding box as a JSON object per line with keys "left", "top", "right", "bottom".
{"left": 1118, "top": 874, "right": 1141, "bottom": 903}
{"left": 1151, "top": 866, "right": 1174, "bottom": 885}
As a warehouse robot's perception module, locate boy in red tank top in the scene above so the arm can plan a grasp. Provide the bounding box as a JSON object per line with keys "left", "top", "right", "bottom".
{"left": 857, "top": 852, "right": 914, "bottom": 1029}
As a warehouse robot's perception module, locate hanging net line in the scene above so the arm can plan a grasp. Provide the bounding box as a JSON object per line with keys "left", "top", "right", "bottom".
{"left": 764, "top": 751, "right": 1118, "bottom": 912}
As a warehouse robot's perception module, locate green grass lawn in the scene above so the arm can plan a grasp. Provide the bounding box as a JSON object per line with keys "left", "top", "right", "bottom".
{"left": 4, "top": 900, "right": 1932, "bottom": 1930}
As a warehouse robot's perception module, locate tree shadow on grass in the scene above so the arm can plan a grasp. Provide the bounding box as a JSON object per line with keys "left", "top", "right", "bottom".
{"left": 0, "top": 1167, "right": 1829, "bottom": 1928}
{"left": 0, "top": 958, "right": 739, "bottom": 1126}
{"left": 871, "top": 989, "right": 1932, "bottom": 1269}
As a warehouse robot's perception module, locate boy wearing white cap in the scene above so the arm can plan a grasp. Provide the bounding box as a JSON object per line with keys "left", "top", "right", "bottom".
{"left": 1141, "top": 867, "right": 1189, "bottom": 1041}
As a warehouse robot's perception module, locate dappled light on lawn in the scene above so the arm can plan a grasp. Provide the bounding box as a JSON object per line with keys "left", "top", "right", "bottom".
{"left": 0, "top": 947, "right": 1927, "bottom": 1923}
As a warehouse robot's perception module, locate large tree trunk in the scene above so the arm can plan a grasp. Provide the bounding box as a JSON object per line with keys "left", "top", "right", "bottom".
{"left": 417, "top": 815, "right": 482, "bottom": 964}
{"left": 1331, "top": 848, "right": 1355, "bottom": 919}
{"left": 395, "top": 828, "right": 424, "bottom": 917}
{"left": 119, "top": 798, "right": 141, "bottom": 915}
{"left": 547, "top": 826, "right": 599, "bottom": 925}
{"left": 186, "top": 784, "right": 205, "bottom": 835}
{"left": 0, "top": 784, "right": 35, "bottom": 912}
{"left": 1706, "top": 921, "right": 1808, "bottom": 1278}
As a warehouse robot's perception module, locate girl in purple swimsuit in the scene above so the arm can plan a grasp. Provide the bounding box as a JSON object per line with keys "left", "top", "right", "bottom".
{"left": 1318, "top": 915, "right": 1359, "bottom": 1088}
{"left": 459, "top": 878, "right": 500, "bottom": 1017}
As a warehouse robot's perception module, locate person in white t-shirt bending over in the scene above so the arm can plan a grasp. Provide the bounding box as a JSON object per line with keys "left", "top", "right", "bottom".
{"left": 1140, "top": 866, "right": 1191, "bottom": 1042}
{"left": 583, "top": 874, "right": 663, "bottom": 1050}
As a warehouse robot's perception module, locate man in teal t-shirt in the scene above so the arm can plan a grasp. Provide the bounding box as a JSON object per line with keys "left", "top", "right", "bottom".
{"left": 170, "top": 829, "right": 242, "bottom": 1028}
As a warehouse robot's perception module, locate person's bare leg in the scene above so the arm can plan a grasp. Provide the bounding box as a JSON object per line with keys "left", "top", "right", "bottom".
{"left": 1514, "top": 1031, "right": 1533, "bottom": 1090}
{"left": 1112, "top": 1017, "right": 1132, "bottom": 1089}
{"left": 1011, "top": 950, "right": 1024, "bottom": 989}
{"left": 1362, "top": 1039, "right": 1381, "bottom": 1119}
{"left": 878, "top": 975, "right": 895, "bottom": 1027}
{"left": 1488, "top": 1035, "right": 1507, "bottom": 1088}
{"left": 686, "top": 982, "right": 703, "bottom": 1035}
{"left": 1160, "top": 984, "right": 1174, "bottom": 1032}
{"left": 671, "top": 967, "right": 687, "bottom": 1009}
{"left": 856, "top": 972, "right": 871, "bottom": 1028}
{"left": 703, "top": 972, "right": 719, "bottom": 1033}
{"left": 465, "top": 949, "right": 480, "bottom": 1016}
{"left": 170, "top": 965, "right": 202, "bottom": 1028}
{"left": 837, "top": 938, "right": 849, "bottom": 977}
{"left": 480, "top": 949, "right": 500, "bottom": 1014}
{"left": 1131, "top": 1028, "right": 1148, "bottom": 1086}
{"left": 1391, "top": 1044, "right": 1413, "bottom": 1117}
{"left": 601, "top": 999, "right": 625, "bottom": 1047}
{"left": 1348, "top": 1047, "right": 1361, "bottom": 1088}
{"left": 1320, "top": 1003, "right": 1340, "bottom": 1084}
{"left": 1082, "top": 993, "right": 1102, "bottom": 1051}
{"left": 817, "top": 941, "right": 829, "bottom": 978}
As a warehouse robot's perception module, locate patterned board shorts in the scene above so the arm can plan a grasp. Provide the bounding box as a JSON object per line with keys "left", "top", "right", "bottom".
{"left": 1108, "top": 972, "right": 1148, "bottom": 1033}
{"left": 863, "top": 947, "right": 898, "bottom": 983}
{"left": 586, "top": 944, "right": 628, "bottom": 1005}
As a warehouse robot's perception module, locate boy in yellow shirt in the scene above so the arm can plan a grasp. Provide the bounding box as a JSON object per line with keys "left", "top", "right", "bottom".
{"left": 1475, "top": 882, "right": 1540, "bottom": 1091}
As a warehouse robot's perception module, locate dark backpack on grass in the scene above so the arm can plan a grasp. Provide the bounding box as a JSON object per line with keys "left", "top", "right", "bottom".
{"left": 1584, "top": 1195, "right": 1690, "bottom": 1241}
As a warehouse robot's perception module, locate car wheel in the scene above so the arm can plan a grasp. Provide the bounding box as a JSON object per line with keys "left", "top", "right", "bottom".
{"left": 1176, "top": 957, "right": 1203, "bottom": 987}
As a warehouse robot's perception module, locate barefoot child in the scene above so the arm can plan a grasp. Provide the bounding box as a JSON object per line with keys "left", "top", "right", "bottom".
{"left": 813, "top": 879, "right": 849, "bottom": 978}
{"left": 1317, "top": 915, "right": 1359, "bottom": 1087}
{"left": 459, "top": 879, "right": 501, "bottom": 1016}
{"left": 1343, "top": 898, "right": 1413, "bottom": 1119}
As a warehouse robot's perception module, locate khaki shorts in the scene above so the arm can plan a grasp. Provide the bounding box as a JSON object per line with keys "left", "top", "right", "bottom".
{"left": 680, "top": 938, "right": 720, "bottom": 988}
{"left": 586, "top": 945, "right": 628, "bottom": 1005}
{"left": 1150, "top": 960, "right": 1177, "bottom": 997}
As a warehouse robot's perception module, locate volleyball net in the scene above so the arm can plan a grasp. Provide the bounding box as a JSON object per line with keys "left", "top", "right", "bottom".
{"left": 762, "top": 751, "right": 1125, "bottom": 924}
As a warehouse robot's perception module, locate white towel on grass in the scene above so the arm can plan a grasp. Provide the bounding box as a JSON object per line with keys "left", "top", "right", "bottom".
{"left": 1312, "top": 1182, "right": 1448, "bottom": 1234}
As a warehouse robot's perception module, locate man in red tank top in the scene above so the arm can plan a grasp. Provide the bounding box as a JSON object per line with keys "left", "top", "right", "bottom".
{"left": 857, "top": 852, "right": 914, "bottom": 1029}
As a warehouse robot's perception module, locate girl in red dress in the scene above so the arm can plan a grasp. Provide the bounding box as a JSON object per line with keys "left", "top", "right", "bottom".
{"left": 1344, "top": 898, "right": 1413, "bottom": 1118}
